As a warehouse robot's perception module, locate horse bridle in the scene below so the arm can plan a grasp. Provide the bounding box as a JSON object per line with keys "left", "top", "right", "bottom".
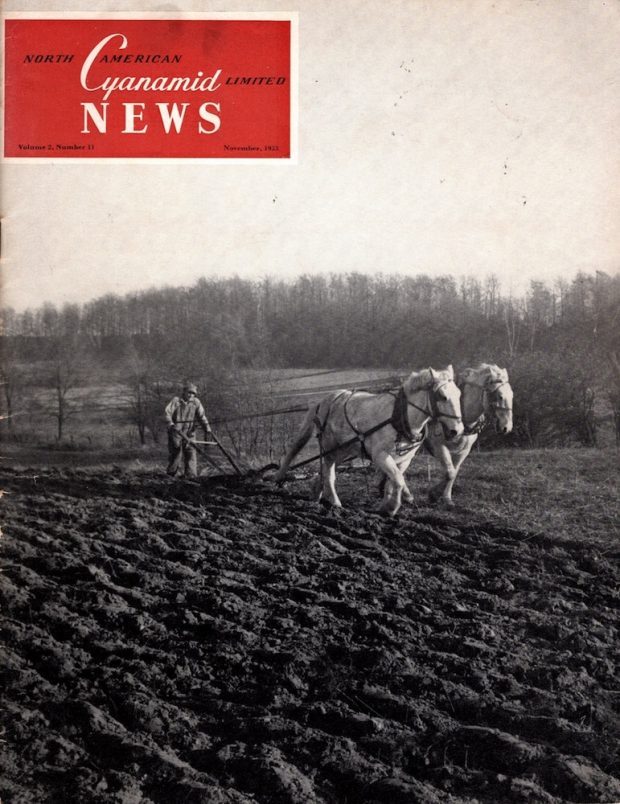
{"left": 460, "top": 377, "right": 512, "bottom": 434}
{"left": 406, "top": 378, "right": 463, "bottom": 424}
{"left": 484, "top": 379, "right": 513, "bottom": 413}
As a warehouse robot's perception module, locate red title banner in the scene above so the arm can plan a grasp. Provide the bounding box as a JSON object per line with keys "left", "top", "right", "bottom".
{"left": 3, "top": 17, "right": 293, "bottom": 159}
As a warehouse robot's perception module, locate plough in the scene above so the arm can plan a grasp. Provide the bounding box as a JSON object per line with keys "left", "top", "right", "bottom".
{"left": 174, "top": 428, "right": 244, "bottom": 477}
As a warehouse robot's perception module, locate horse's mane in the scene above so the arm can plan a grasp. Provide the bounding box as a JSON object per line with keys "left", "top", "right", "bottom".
{"left": 458, "top": 364, "right": 509, "bottom": 385}
{"left": 404, "top": 365, "right": 454, "bottom": 393}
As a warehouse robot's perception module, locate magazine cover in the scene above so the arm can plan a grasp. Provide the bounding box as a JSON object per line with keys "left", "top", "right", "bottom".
{"left": 1, "top": 1, "right": 619, "bottom": 802}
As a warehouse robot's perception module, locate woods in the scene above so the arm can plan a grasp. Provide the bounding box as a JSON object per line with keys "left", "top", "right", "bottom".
{"left": 1, "top": 270, "right": 619, "bottom": 450}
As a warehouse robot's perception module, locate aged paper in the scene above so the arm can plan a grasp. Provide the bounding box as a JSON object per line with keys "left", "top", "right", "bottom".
{"left": 1, "top": 4, "right": 620, "bottom": 803}
{"left": 2, "top": 0, "right": 619, "bottom": 311}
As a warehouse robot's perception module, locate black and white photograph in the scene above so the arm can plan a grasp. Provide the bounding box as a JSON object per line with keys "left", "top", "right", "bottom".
{"left": 1, "top": 1, "right": 619, "bottom": 802}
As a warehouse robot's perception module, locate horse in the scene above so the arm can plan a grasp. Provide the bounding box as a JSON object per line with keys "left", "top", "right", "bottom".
{"left": 425, "top": 363, "right": 513, "bottom": 507}
{"left": 273, "top": 366, "right": 463, "bottom": 516}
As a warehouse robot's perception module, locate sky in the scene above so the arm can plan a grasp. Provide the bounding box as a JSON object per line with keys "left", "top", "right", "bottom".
{"left": 2, "top": 0, "right": 620, "bottom": 311}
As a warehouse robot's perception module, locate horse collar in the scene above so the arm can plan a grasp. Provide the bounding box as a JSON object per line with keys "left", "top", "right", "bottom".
{"left": 463, "top": 415, "right": 487, "bottom": 436}
{"left": 391, "top": 387, "right": 424, "bottom": 444}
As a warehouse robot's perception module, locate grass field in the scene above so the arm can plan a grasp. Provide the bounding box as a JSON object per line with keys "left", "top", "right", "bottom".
{"left": 406, "top": 446, "right": 618, "bottom": 547}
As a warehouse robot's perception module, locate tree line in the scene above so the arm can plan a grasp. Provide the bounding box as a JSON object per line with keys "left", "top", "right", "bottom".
{"left": 1, "top": 270, "right": 619, "bottom": 449}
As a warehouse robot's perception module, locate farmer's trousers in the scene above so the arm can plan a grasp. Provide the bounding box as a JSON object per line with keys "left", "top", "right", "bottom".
{"left": 167, "top": 430, "right": 198, "bottom": 477}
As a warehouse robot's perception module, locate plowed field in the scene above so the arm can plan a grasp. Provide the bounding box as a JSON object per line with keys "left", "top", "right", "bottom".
{"left": 1, "top": 467, "right": 619, "bottom": 803}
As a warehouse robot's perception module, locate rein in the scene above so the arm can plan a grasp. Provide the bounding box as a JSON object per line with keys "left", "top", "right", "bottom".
{"left": 284, "top": 409, "right": 397, "bottom": 473}
{"left": 407, "top": 380, "right": 463, "bottom": 422}
{"left": 343, "top": 392, "right": 401, "bottom": 456}
{"left": 344, "top": 377, "right": 461, "bottom": 450}
{"left": 285, "top": 375, "right": 462, "bottom": 473}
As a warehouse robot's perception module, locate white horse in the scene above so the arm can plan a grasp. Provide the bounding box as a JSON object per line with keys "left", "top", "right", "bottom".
{"left": 425, "top": 363, "right": 513, "bottom": 507}
{"left": 274, "top": 366, "right": 463, "bottom": 516}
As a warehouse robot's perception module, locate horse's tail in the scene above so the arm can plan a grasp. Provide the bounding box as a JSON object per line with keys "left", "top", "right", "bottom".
{"left": 273, "top": 403, "right": 320, "bottom": 483}
{"left": 274, "top": 390, "right": 350, "bottom": 483}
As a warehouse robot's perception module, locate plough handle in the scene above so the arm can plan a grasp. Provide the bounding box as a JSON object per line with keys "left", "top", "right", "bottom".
{"left": 174, "top": 429, "right": 223, "bottom": 473}
{"left": 174, "top": 428, "right": 242, "bottom": 476}
{"left": 209, "top": 431, "right": 243, "bottom": 476}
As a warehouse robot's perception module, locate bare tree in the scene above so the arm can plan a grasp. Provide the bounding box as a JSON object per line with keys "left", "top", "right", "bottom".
{"left": 0, "top": 352, "right": 19, "bottom": 438}
{"left": 123, "top": 344, "right": 171, "bottom": 445}
{"left": 44, "top": 336, "right": 87, "bottom": 441}
{"left": 129, "top": 375, "right": 168, "bottom": 445}
{"left": 503, "top": 298, "right": 521, "bottom": 358}
{"left": 608, "top": 352, "right": 620, "bottom": 446}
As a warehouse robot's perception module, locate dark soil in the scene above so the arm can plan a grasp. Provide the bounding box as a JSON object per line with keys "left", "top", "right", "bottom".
{"left": 1, "top": 467, "right": 619, "bottom": 803}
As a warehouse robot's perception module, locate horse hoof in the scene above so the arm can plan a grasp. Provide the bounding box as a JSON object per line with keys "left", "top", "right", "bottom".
{"left": 379, "top": 503, "right": 400, "bottom": 517}
{"left": 319, "top": 498, "right": 342, "bottom": 510}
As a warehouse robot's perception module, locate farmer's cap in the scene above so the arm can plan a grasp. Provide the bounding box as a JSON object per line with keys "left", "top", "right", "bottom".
{"left": 183, "top": 382, "right": 198, "bottom": 394}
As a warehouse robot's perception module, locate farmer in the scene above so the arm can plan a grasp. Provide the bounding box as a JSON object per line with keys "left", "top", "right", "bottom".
{"left": 164, "top": 381, "right": 212, "bottom": 478}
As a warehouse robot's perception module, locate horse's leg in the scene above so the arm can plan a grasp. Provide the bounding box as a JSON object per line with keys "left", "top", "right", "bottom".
{"left": 397, "top": 452, "right": 418, "bottom": 503}
{"left": 429, "top": 439, "right": 473, "bottom": 506}
{"left": 429, "top": 442, "right": 454, "bottom": 504}
{"left": 376, "top": 449, "right": 418, "bottom": 502}
{"left": 373, "top": 452, "right": 406, "bottom": 516}
{"left": 377, "top": 471, "right": 412, "bottom": 502}
{"left": 320, "top": 457, "right": 342, "bottom": 507}
{"left": 440, "top": 440, "right": 473, "bottom": 505}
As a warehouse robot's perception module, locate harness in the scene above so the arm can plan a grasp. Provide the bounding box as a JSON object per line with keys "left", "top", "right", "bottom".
{"left": 340, "top": 390, "right": 409, "bottom": 459}
{"left": 281, "top": 375, "right": 461, "bottom": 477}
{"left": 312, "top": 390, "right": 401, "bottom": 474}
{"left": 389, "top": 387, "right": 421, "bottom": 446}
{"left": 460, "top": 378, "right": 512, "bottom": 435}
{"left": 486, "top": 380, "right": 512, "bottom": 411}
{"left": 463, "top": 416, "right": 487, "bottom": 436}
{"left": 339, "top": 377, "right": 461, "bottom": 458}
